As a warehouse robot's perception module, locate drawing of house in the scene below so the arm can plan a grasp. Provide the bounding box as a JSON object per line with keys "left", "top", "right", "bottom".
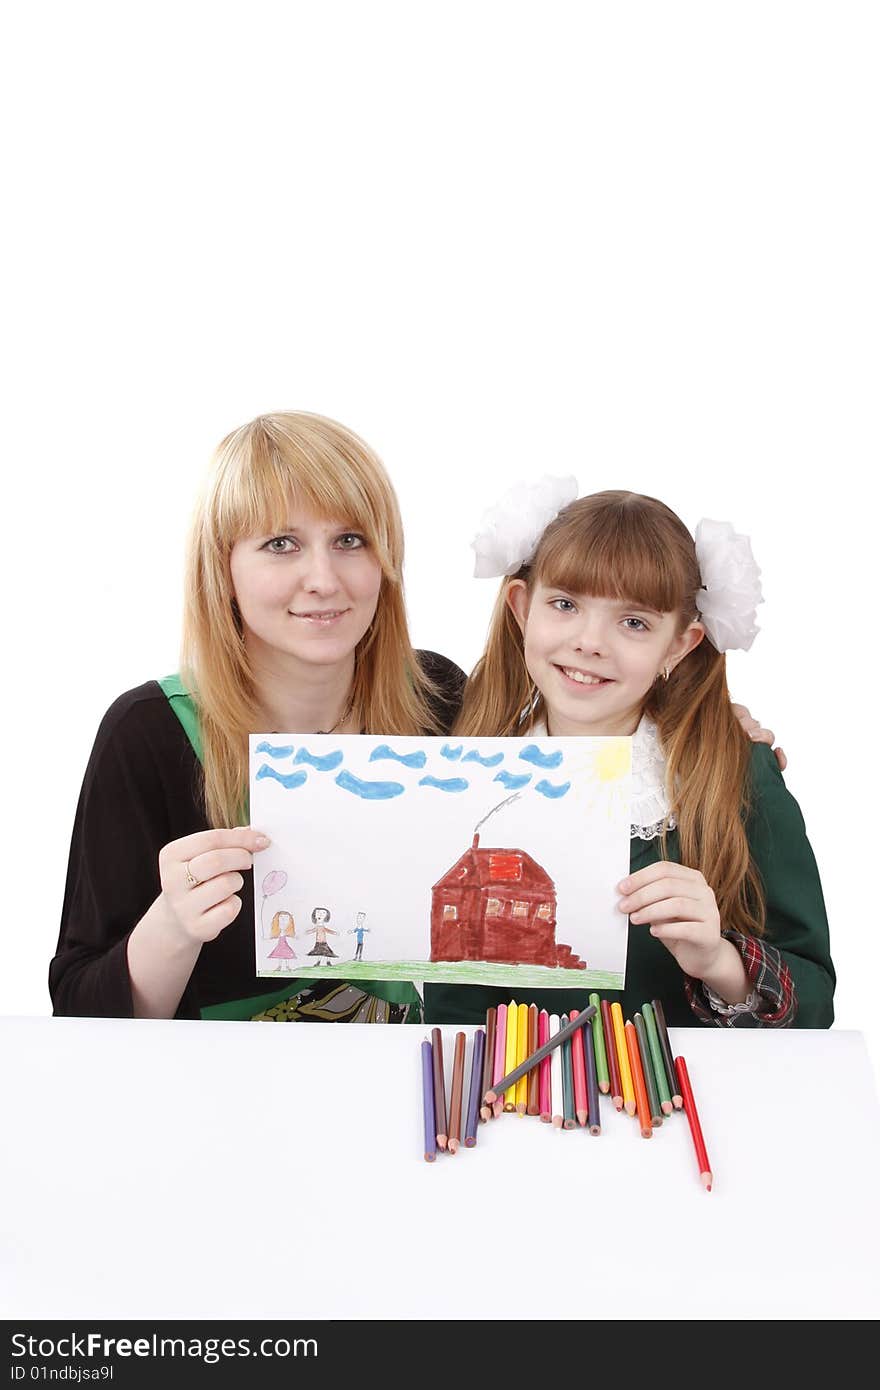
{"left": 430, "top": 833, "right": 586, "bottom": 968}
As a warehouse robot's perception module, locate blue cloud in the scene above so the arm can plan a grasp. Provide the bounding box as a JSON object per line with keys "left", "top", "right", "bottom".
{"left": 419, "top": 776, "right": 469, "bottom": 793}
{"left": 461, "top": 750, "right": 504, "bottom": 767}
{"left": 256, "top": 765, "right": 307, "bottom": 790}
{"left": 535, "top": 779, "right": 571, "bottom": 799}
{"left": 520, "top": 744, "right": 564, "bottom": 769}
{"left": 255, "top": 741, "right": 295, "bottom": 759}
{"left": 440, "top": 744, "right": 463, "bottom": 761}
{"left": 493, "top": 771, "right": 532, "bottom": 790}
{"left": 293, "top": 748, "right": 344, "bottom": 771}
{"left": 369, "top": 744, "right": 427, "bottom": 769}
{"left": 335, "top": 770, "right": 405, "bottom": 800}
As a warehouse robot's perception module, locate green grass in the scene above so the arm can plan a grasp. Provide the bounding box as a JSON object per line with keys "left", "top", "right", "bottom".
{"left": 261, "top": 958, "right": 623, "bottom": 991}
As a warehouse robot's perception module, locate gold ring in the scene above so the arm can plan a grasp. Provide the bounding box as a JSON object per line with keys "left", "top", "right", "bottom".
{"left": 183, "top": 861, "right": 200, "bottom": 889}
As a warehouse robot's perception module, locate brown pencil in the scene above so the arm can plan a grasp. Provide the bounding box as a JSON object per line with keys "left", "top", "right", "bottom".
{"left": 431, "top": 1026, "right": 448, "bottom": 1150}
{"left": 526, "top": 1003, "right": 541, "bottom": 1115}
{"left": 447, "top": 1031, "right": 467, "bottom": 1154}
{"left": 651, "top": 997, "right": 682, "bottom": 1109}
{"left": 480, "top": 1007, "right": 497, "bottom": 1122}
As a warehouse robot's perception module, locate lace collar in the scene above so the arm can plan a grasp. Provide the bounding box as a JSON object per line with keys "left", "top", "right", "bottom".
{"left": 527, "top": 714, "right": 674, "bottom": 840}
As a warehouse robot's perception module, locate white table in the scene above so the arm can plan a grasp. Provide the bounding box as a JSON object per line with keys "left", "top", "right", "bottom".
{"left": 1, "top": 1018, "right": 878, "bottom": 1320}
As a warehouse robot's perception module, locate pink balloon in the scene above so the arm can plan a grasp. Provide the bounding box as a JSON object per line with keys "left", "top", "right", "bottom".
{"left": 261, "top": 869, "right": 288, "bottom": 897}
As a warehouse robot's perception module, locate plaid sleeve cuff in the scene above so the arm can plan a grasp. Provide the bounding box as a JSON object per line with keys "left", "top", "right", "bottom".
{"left": 684, "top": 929, "right": 797, "bottom": 1028}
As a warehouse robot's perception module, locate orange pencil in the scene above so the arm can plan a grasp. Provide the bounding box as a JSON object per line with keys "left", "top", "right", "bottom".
{"left": 526, "top": 1004, "right": 540, "bottom": 1115}
{"left": 611, "top": 1001, "right": 636, "bottom": 1116}
{"left": 569, "top": 1008, "right": 589, "bottom": 1126}
{"left": 447, "top": 1031, "right": 467, "bottom": 1154}
{"left": 624, "top": 1020, "right": 653, "bottom": 1139}
{"left": 675, "top": 1055, "right": 713, "bottom": 1191}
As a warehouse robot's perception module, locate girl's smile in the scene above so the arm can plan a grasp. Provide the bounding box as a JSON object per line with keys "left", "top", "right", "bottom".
{"left": 506, "top": 581, "right": 704, "bottom": 736}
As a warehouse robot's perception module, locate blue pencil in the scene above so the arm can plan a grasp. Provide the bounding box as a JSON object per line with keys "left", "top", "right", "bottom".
{"left": 465, "top": 1028, "right": 486, "bottom": 1147}
{"left": 421, "top": 1040, "right": 437, "bottom": 1162}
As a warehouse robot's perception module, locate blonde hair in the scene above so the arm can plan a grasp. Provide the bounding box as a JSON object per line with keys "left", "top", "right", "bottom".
{"left": 181, "top": 411, "right": 440, "bottom": 826}
{"left": 456, "top": 490, "right": 765, "bottom": 938}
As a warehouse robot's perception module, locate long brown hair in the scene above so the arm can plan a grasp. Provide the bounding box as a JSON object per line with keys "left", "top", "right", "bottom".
{"left": 456, "top": 490, "right": 764, "bottom": 937}
{"left": 181, "top": 411, "right": 440, "bottom": 827}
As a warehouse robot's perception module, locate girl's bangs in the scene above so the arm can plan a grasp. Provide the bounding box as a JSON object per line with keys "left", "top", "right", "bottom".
{"left": 535, "top": 503, "right": 689, "bottom": 614}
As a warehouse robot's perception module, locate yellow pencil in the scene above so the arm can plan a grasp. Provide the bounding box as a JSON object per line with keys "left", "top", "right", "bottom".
{"left": 504, "top": 998, "right": 519, "bottom": 1111}
{"left": 515, "top": 1002, "right": 529, "bottom": 1114}
{"left": 611, "top": 1001, "right": 636, "bottom": 1116}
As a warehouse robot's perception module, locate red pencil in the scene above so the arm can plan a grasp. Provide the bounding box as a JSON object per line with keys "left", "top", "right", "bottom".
{"left": 675, "top": 1055, "right": 713, "bottom": 1191}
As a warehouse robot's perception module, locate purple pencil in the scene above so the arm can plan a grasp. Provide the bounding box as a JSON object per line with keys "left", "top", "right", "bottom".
{"left": 583, "top": 1016, "right": 601, "bottom": 1136}
{"left": 465, "top": 1029, "right": 486, "bottom": 1147}
{"left": 421, "top": 1040, "right": 437, "bottom": 1162}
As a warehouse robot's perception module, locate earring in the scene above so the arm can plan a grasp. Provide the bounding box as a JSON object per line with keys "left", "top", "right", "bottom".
{"left": 663, "top": 664, "right": 671, "bottom": 681}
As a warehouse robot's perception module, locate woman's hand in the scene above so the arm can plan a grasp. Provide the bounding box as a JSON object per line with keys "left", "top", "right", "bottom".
{"left": 158, "top": 827, "right": 271, "bottom": 944}
{"left": 732, "top": 702, "right": 787, "bottom": 771}
{"left": 617, "top": 862, "right": 723, "bottom": 981}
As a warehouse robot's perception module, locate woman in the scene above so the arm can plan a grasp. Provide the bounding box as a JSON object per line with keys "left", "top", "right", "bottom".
{"left": 50, "top": 411, "right": 464, "bottom": 1022}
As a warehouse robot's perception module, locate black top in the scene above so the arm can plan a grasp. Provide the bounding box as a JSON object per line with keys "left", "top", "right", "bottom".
{"left": 49, "top": 652, "right": 467, "bottom": 1019}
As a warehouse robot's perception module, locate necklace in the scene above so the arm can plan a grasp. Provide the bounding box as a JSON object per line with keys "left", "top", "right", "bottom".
{"left": 316, "top": 695, "right": 356, "bottom": 736}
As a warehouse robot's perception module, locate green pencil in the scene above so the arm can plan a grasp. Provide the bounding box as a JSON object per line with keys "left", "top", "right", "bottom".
{"left": 561, "top": 1016, "right": 576, "bottom": 1129}
{"left": 642, "top": 1002, "right": 673, "bottom": 1116}
{"left": 634, "top": 1011, "right": 662, "bottom": 1127}
{"left": 589, "top": 992, "right": 609, "bottom": 1094}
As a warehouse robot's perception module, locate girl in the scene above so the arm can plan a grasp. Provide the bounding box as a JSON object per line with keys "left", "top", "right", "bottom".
{"left": 425, "top": 483, "right": 833, "bottom": 1028}
{"left": 50, "top": 411, "right": 465, "bottom": 1023}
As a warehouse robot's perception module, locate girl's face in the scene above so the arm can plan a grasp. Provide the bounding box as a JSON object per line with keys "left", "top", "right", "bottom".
{"left": 229, "top": 509, "right": 382, "bottom": 672}
{"left": 507, "top": 581, "right": 704, "bottom": 736}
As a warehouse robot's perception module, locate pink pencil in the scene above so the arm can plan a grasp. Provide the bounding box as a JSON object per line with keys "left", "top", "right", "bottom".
{"left": 538, "top": 1009, "right": 551, "bottom": 1122}
{"left": 492, "top": 1003, "right": 508, "bottom": 1118}
{"left": 569, "top": 1008, "right": 589, "bottom": 1127}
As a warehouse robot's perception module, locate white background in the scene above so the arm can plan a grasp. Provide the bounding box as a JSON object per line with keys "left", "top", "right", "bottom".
{"left": 1, "top": 4, "right": 877, "bottom": 1074}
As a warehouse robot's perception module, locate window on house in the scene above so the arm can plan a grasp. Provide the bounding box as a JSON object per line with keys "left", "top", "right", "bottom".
{"left": 485, "top": 898, "right": 502, "bottom": 915}
{"left": 536, "top": 902, "right": 553, "bottom": 920}
{"left": 442, "top": 904, "right": 457, "bottom": 921}
{"left": 512, "top": 901, "right": 529, "bottom": 917}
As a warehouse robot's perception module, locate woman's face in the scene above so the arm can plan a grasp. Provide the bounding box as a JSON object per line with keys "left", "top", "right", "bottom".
{"left": 229, "top": 508, "right": 382, "bottom": 671}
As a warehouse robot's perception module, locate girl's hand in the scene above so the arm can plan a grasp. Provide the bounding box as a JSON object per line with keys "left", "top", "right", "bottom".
{"left": 617, "top": 862, "right": 723, "bottom": 981}
{"left": 731, "top": 702, "right": 787, "bottom": 771}
{"left": 158, "top": 827, "right": 271, "bottom": 945}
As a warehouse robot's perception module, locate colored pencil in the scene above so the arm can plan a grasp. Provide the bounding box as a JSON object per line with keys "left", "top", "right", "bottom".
{"left": 483, "top": 1004, "right": 598, "bottom": 1105}
{"left": 569, "top": 1009, "right": 589, "bottom": 1126}
{"left": 447, "top": 1030, "right": 467, "bottom": 1154}
{"left": 642, "top": 1002, "right": 673, "bottom": 1115}
{"left": 624, "top": 1020, "right": 653, "bottom": 1138}
{"left": 504, "top": 997, "right": 518, "bottom": 1111}
{"left": 431, "top": 1026, "right": 448, "bottom": 1150}
{"left": 492, "top": 1003, "right": 508, "bottom": 1118}
{"left": 538, "top": 1009, "right": 551, "bottom": 1122}
{"left": 421, "top": 1040, "right": 436, "bottom": 1162}
{"left": 515, "top": 1001, "right": 529, "bottom": 1115}
{"left": 465, "top": 1028, "right": 486, "bottom": 1147}
{"left": 675, "top": 1055, "right": 712, "bottom": 1191}
{"left": 634, "top": 1012, "right": 662, "bottom": 1127}
{"left": 611, "top": 1001, "right": 636, "bottom": 1116}
{"left": 588, "top": 993, "right": 609, "bottom": 1094}
{"left": 583, "top": 1014, "right": 601, "bottom": 1135}
{"left": 561, "top": 1016, "right": 576, "bottom": 1129}
{"left": 601, "top": 998, "right": 623, "bottom": 1111}
{"left": 479, "top": 1007, "right": 496, "bottom": 1122}
{"left": 652, "top": 998, "right": 682, "bottom": 1109}
{"left": 527, "top": 1003, "right": 541, "bottom": 1115}
{"left": 549, "top": 1013, "right": 563, "bottom": 1128}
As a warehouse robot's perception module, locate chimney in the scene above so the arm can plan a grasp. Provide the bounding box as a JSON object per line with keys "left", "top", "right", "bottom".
{"left": 472, "top": 833, "right": 480, "bottom": 850}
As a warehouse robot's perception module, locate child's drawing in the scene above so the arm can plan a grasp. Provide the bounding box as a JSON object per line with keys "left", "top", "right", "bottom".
{"left": 266, "top": 910, "right": 297, "bottom": 971}
{"left": 249, "top": 733, "right": 631, "bottom": 990}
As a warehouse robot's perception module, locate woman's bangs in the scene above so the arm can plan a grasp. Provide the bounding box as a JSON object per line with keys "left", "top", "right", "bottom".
{"left": 536, "top": 509, "right": 684, "bottom": 613}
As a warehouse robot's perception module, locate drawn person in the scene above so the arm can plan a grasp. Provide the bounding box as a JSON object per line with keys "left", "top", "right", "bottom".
{"left": 305, "top": 907, "right": 339, "bottom": 965}
{"left": 348, "top": 911, "right": 371, "bottom": 961}
{"left": 49, "top": 411, "right": 465, "bottom": 1023}
{"left": 424, "top": 483, "right": 834, "bottom": 1031}
{"left": 266, "top": 910, "right": 296, "bottom": 972}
